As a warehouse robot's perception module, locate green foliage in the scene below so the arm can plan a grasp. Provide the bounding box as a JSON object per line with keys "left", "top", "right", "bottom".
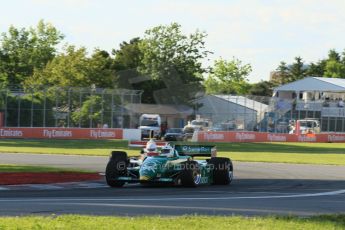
{"left": 328, "top": 49, "right": 341, "bottom": 61}
{"left": 324, "top": 50, "right": 345, "bottom": 78}
{"left": 306, "top": 60, "right": 326, "bottom": 77}
{"left": 248, "top": 81, "right": 274, "bottom": 96}
{"left": 0, "top": 139, "right": 136, "bottom": 156}
{"left": 324, "top": 60, "right": 345, "bottom": 78}
{"left": 71, "top": 95, "right": 102, "bottom": 127}
{"left": 139, "top": 22, "right": 208, "bottom": 82}
{"left": 112, "top": 38, "right": 159, "bottom": 103}
{"left": 272, "top": 61, "right": 291, "bottom": 85}
{"left": 87, "top": 50, "right": 116, "bottom": 88}
{"left": 289, "top": 56, "right": 307, "bottom": 81}
{"left": 274, "top": 49, "right": 345, "bottom": 85}
{"left": 138, "top": 22, "right": 208, "bottom": 104}
{"left": 25, "top": 46, "right": 115, "bottom": 88}
{"left": 113, "top": 37, "right": 142, "bottom": 71}
{"left": 205, "top": 58, "right": 252, "bottom": 94}
{"left": 0, "top": 20, "right": 63, "bottom": 87}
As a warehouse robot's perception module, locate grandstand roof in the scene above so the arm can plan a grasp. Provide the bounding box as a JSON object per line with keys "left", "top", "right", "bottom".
{"left": 274, "top": 77, "right": 345, "bottom": 92}
{"left": 212, "top": 95, "right": 268, "bottom": 112}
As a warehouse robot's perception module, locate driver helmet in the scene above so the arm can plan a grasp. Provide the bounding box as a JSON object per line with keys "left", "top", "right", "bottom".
{"left": 144, "top": 139, "right": 159, "bottom": 157}
{"left": 160, "top": 144, "right": 175, "bottom": 157}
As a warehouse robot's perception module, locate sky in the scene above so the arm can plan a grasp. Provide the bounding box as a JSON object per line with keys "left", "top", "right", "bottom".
{"left": 1, "top": 0, "right": 345, "bottom": 83}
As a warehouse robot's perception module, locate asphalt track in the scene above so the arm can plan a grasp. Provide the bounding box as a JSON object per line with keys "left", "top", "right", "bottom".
{"left": 0, "top": 153, "right": 345, "bottom": 216}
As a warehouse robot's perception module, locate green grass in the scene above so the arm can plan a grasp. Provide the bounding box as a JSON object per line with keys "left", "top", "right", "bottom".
{"left": 0, "top": 215, "right": 344, "bottom": 230}
{"left": 0, "top": 164, "right": 94, "bottom": 173}
{"left": 0, "top": 139, "right": 134, "bottom": 156}
{"left": 214, "top": 142, "right": 345, "bottom": 165}
{"left": 0, "top": 139, "right": 345, "bottom": 165}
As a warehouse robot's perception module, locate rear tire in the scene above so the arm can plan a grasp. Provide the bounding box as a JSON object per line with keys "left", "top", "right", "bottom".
{"left": 209, "top": 157, "right": 233, "bottom": 185}
{"left": 180, "top": 161, "right": 201, "bottom": 187}
{"left": 105, "top": 151, "right": 128, "bottom": 187}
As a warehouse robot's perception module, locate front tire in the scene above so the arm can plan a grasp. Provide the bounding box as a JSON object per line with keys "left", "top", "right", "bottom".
{"left": 105, "top": 151, "right": 128, "bottom": 187}
{"left": 209, "top": 157, "right": 233, "bottom": 185}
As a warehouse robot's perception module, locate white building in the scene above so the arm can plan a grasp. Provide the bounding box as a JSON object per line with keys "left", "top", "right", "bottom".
{"left": 273, "top": 77, "right": 345, "bottom": 132}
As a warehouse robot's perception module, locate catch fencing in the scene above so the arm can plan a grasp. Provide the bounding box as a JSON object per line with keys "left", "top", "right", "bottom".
{"left": 0, "top": 86, "right": 142, "bottom": 129}
{"left": 0, "top": 86, "right": 344, "bottom": 133}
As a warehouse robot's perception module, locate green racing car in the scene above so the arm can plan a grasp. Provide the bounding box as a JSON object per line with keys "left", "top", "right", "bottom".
{"left": 105, "top": 143, "right": 234, "bottom": 187}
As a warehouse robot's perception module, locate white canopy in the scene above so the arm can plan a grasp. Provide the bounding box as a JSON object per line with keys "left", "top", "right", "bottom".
{"left": 274, "top": 77, "right": 345, "bottom": 92}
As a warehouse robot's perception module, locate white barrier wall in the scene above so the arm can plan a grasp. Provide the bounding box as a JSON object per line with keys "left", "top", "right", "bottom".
{"left": 123, "top": 129, "right": 142, "bottom": 141}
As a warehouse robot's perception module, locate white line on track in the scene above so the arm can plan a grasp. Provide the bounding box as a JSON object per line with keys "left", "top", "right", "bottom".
{"left": 0, "top": 189, "right": 344, "bottom": 202}
{"left": 25, "top": 185, "right": 64, "bottom": 190}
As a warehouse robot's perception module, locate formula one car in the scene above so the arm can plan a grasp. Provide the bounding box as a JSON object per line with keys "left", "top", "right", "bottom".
{"left": 105, "top": 142, "right": 233, "bottom": 187}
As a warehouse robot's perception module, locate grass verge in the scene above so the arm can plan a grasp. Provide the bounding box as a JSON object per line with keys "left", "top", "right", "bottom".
{"left": 0, "top": 139, "right": 345, "bottom": 165}
{"left": 0, "top": 164, "right": 94, "bottom": 173}
{"left": 0, "top": 139, "right": 133, "bottom": 156}
{"left": 0, "top": 215, "right": 344, "bottom": 230}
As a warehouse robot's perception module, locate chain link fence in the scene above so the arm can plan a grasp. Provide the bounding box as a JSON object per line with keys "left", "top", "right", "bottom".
{"left": 0, "top": 86, "right": 142, "bottom": 128}
{"left": 0, "top": 86, "right": 344, "bottom": 133}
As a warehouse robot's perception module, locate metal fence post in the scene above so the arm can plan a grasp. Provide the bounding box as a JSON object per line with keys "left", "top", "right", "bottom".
{"left": 101, "top": 90, "right": 104, "bottom": 126}
{"left": 43, "top": 89, "right": 46, "bottom": 127}
{"left": 79, "top": 88, "right": 82, "bottom": 128}
{"left": 67, "top": 88, "right": 71, "bottom": 127}
{"left": 31, "top": 92, "right": 34, "bottom": 127}
{"left": 55, "top": 89, "right": 58, "bottom": 127}
{"left": 17, "top": 95, "right": 21, "bottom": 127}
{"left": 4, "top": 90, "right": 8, "bottom": 127}
{"left": 111, "top": 92, "right": 114, "bottom": 128}
{"left": 90, "top": 89, "right": 93, "bottom": 128}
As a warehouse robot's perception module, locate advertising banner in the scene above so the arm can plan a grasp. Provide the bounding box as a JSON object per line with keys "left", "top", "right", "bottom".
{"left": 0, "top": 127, "right": 123, "bottom": 140}
{"left": 1, "top": 127, "right": 344, "bottom": 143}
{"left": 197, "top": 131, "right": 345, "bottom": 143}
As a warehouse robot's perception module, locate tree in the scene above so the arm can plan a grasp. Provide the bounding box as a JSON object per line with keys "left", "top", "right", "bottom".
{"left": 328, "top": 49, "right": 341, "bottom": 62}
{"left": 324, "top": 49, "right": 345, "bottom": 78}
{"left": 271, "top": 61, "right": 291, "bottom": 85}
{"left": 25, "top": 46, "right": 115, "bottom": 88}
{"left": 112, "top": 37, "right": 142, "bottom": 71}
{"left": 0, "top": 20, "right": 64, "bottom": 87}
{"left": 138, "top": 23, "right": 209, "bottom": 104}
{"left": 111, "top": 38, "right": 151, "bottom": 100}
{"left": 306, "top": 60, "right": 326, "bottom": 77}
{"left": 71, "top": 95, "right": 103, "bottom": 127}
{"left": 324, "top": 60, "right": 345, "bottom": 78}
{"left": 289, "top": 56, "right": 307, "bottom": 81}
{"left": 204, "top": 58, "right": 252, "bottom": 95}
{"left": 87, "top": 49, "right": 116, "bottom": 88}
{"left": 274, "top": 48, "right": 345, "bottom": 82}
{"left": 248, "top": 81, "right": 274, "bottom": 96}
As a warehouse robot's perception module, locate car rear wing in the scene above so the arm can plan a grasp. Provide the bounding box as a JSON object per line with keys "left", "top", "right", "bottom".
{"left": 174, "top": 145, "right": 217, "bottom": 157}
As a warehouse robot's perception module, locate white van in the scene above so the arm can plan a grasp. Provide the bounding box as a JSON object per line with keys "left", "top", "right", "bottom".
{"left": 139, "top": 114, "right": 161, "bottom": 139}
